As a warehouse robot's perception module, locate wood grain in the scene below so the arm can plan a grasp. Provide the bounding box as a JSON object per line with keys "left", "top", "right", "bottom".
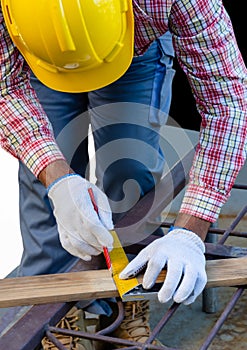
{"left": 0, "top": 257, "right": 247, "bottom": 308}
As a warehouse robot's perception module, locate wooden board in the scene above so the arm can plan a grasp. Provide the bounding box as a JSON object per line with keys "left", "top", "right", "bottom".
{"left": 0, "top": 256, "right": 247, "bottom": 308}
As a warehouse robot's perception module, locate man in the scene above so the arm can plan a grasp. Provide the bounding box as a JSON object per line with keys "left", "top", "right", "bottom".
{"left": 1, "top": 1, "right": 174, "bottom": 348}
{"left": 1, "top": 0, "right": 247, "bottom": 348}
{"left": 19, "top": 34, "right": 174, "bottom": 350}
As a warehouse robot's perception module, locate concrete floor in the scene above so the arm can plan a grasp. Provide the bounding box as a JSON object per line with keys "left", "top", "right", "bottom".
{"left": 150, "top": 286, "right": 247, "bottom": 350}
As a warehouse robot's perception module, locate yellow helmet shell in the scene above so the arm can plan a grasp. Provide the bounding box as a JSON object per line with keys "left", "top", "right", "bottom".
{"left": 2, "top": 0, "right": 134, "bottom": 92}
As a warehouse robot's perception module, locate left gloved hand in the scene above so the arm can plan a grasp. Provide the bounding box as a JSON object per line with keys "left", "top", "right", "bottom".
{"left": 119, "top": 228, "right": 206, "bottom": 305}
{"left": 47, "top": 174, "right": 113, "bottom": 261}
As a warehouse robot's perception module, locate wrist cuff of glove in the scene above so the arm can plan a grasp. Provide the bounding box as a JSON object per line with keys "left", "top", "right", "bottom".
{"left": 167, "top": 228, "right": 205, "bottom": 253}
{"left": 47, "top": 173, "right": 81, "bottom": 194}
{"left": 168, "top": 225, "right": 191, "bottom": 233}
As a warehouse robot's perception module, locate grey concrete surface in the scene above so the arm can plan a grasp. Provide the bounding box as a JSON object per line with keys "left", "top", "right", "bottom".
{"left": 150, "top": 285, "right": 247, "bottom": 350}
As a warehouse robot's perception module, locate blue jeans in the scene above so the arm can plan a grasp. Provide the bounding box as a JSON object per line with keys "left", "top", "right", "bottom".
{"left": 17, "top": 33, "right": 175, "bottom": 277}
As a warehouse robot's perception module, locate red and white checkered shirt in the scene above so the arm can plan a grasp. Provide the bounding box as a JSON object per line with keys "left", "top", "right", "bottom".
{"left": 0, "top": 1, "right": 247, "bottom": 222}
{"left": 133, "top": 0, "right": 247, "bottom": 222}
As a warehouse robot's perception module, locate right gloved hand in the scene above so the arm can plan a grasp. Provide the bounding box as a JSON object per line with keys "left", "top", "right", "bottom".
{"left": 120, "top": 228, "right": 206, "bottom": 305}
{"left": 47, "top": 174, "right": 114, "bottom": 261}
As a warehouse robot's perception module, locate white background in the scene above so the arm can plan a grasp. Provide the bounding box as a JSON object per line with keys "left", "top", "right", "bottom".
{"left": 0, "top": 148, "right": 22, "bottom": 278}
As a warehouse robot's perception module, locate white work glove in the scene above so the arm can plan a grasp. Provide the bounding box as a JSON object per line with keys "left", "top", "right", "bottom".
{"left": 47, "top": 174, "right": 114, "bottom": 261}
{"left": 120, "top": 228, "right": 206, "bottom": 305}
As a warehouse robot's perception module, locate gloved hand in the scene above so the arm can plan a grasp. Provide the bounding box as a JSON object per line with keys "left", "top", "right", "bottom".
{"left": 47, "top": 174, "right": 114, "bottom": 261}
{"left": 120, "top": 228, "right": 206, "bottom": 305}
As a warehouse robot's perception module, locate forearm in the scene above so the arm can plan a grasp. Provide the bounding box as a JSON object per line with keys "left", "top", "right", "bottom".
{"left": 38, "top": 160, "right": 75, "bottom": 188}
{"left": 174, "top": 213, "right": 210, "bottom": 241}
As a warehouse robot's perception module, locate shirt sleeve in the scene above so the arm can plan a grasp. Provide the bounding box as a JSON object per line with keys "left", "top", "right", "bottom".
{"left": 0, "top": 12, "right": 65, "bottom": 178}
{"left": 169, "top": 0, "right": 247, "bottom": 222}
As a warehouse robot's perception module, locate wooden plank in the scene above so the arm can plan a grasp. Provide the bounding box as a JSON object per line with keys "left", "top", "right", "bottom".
{"left": 0, "top": 256, "right": 247, "bottom": 308}
{"left": 0, "top": 269, "right": 118, "bottom": 308}
{"left": 151, "top": 256, "right": 247, "bottom": 288}
{"left": 205, "top": 257, "right": 247, "bottom": 288}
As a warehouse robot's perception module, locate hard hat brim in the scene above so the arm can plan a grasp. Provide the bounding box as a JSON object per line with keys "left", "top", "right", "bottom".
{"left": 27, "top": 34, "right": 133, "bottom": 93}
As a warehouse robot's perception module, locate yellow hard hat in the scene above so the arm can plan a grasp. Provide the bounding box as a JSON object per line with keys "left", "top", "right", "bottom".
{"left": 2, "top": 0, "right": 134, "bottom": 92}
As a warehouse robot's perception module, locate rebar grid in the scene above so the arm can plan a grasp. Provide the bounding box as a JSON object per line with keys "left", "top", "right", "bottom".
{"left": 42, "top": 204, "right": 247, "bottom": 349}
{"left": 44, "top": 300, "right": 181, "bottom": 350}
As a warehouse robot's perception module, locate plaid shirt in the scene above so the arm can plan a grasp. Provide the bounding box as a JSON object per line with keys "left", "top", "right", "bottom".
{"left": 133, "top": 0, "right": 247, "bottom": 222}
{"left": 0, "top": 1, "right": 247, "bottom": 222}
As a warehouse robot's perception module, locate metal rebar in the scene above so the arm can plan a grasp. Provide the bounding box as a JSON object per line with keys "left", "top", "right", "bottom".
{"left": 145, "top": 302, "right": 181, "bottom": 345}
{"left": 97, "top": 299, "right": 125, "bottom": 335}
{"left": 218, "top": 205, "right": 247, "bottom": 245}
{"left": 48, "top": 325, "right": 177, "bottom": 349}
{"left": 44, "top": 330, "right": 68, "bottom": 350}
{"left": 158, "top": 221, "right": 247, "bottom": 238}
{"left": 199, "top": 287, "right": 245, "bottom": 350}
